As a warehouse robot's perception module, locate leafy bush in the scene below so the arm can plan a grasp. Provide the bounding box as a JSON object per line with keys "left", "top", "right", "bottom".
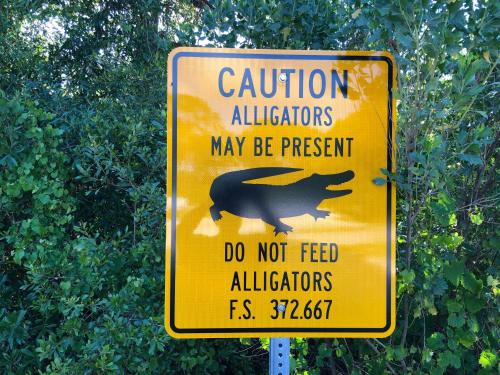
{"left": 1, "top": 0, "right": 498, "bottom": 374}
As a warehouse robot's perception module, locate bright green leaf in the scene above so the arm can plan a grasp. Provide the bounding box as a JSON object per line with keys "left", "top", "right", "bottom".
{"left": 479, "top": 350, "right": 497, "bottom": 369}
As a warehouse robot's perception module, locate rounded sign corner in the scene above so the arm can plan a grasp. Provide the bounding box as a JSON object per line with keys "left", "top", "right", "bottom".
{"left": 167, "top": 46, "right": 191, "bottom": 65}
{"left": 376, "top": 320, "right": 396, "bottom": 339}
{"left": 164, "top": 318, "right": 183, "bottom": 339}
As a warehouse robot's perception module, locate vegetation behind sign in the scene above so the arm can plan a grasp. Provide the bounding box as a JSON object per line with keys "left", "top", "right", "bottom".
{"left": 0, "top": 0, "right": 498, "bottom": 373}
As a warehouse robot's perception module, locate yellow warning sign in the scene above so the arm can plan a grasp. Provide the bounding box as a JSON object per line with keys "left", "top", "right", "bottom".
{"left": 165, "top": 47, "right": 396, "bottom": 338}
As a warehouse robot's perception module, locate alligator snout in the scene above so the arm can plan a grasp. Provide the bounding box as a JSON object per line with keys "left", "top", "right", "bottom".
{"left": 314, "top": 170, "right": 354, "bottom": 186}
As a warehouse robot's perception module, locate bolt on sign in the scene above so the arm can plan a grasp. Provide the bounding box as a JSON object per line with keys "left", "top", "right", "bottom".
{"left": 165, "top": 47, "right": 396, "bottom": 338}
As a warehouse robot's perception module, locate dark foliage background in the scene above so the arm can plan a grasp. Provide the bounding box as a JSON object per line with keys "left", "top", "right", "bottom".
{"left": 0, "top": 0, "right": 498, "bottom": 374}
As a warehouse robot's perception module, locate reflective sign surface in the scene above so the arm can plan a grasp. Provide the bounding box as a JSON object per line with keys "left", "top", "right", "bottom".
{"left": 165, "top": 48, "right": 396, "bottom": 338}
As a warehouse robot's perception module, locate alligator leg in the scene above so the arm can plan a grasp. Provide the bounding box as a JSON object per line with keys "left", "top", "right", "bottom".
{"left": 273, "top": 221, "right": 293, "bottom": 236}
{"left": 210, "top": 204, "right": 223, "bottom": 221}
{"left": 309, "top": 208, "right": 330, "bottom": 221}
{"left": 261, "top": 215, "right": 293, "bottom": 236}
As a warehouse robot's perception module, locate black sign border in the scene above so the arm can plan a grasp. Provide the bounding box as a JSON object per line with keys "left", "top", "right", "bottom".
{"left": 168, "top": 50, "right": 394, "bottom": 335}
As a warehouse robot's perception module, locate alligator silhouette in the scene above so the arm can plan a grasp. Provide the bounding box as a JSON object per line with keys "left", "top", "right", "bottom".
{"left": 209, "top": 167, "right": 354, "bottom": 235}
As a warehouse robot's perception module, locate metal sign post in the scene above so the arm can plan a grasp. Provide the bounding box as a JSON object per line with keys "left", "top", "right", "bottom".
{"left": 269, "top": 338, "right": 290, "bottom": 375}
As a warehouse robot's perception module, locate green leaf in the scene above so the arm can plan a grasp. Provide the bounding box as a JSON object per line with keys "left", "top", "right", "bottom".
{"left": 352, "top": 9, "right": 362, "bottom": 19}
{"left": 401, "top": 269, "right": 415, "bottom": 283}
{"left": 475, "top": 110, "right": 488, "bottom": 118}
{"left": 30, "top": 218, "right": 43, "bottom": 235}
{"left": 281, "top": 27, "right": 291, "bottom": 41}
{"left": 427, "top": 332, "right": 445, "bottom": 350}
{"left": 465, "top": 295, "right": 483, "bottom": 313}
{"left": 438, "top": 350, "right": 461, "bottom": 369}
{"left": 448, "top": 312, "right": 465, "bottom": 328}
{"left": 458, "top": 153, "right": 483, "bottom": 165}
{"left": 462, "top": 272, "right": 482, "bottom": 293}
{"left": 444, "top": 261, "right": 465, "bottom": 286}
{"left": 468, "top": 316, "right": 480, "bottom": 333}
{"left": 5, "top": 183, "right": 22, "bottom": 198}
{"left": 431, "top": 192, "right": 457, "bottom": 227}
{"left": 393, "top": 346, "right": 406, "bottom": 361}
{"left": 456, "top": 328, "right": 475, "bottom": 348}
{"left": 432, "top": 277, "right": 448, "bottom": 296}
{"left": 446, "top": 300, "right": 462, "bottom": 313}
{"left": 38, "top": 194, "right": 51, "bottom": 204}
{"left": 446, "top": 233, "right": 463, "bottom": 249}
{"left": 422, "top": 348, "right": 433, "bottom": 363}
{"left": 0, "top": 154, "right": 17, "bottom": 169}
{"left": 469, "top": 210, "right": 484, "bottom": 225}
{"left": 60, "top": 281, "right": 71, "bottom": 292}
{"left": 433, "top": 233, "right": 463, "bottom": 250}
{"left": 447, "top": 337, "right": 459, "bottom": 351}
{"left": 479, "top": 350, "right": 497, "bottom": 369}
{"left": 430, "top": 367, "right": 444, "bottom": 375}
{"left": 13, "top": 249, "right": 25, "bottom": 264}
{"left": 372, "top": 177, "right": 386, "bottom": 185}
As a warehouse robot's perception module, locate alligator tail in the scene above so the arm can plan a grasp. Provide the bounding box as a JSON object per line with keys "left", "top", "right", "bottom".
{"left": 210, "top": 167, "right": 302, "bottom": 199}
